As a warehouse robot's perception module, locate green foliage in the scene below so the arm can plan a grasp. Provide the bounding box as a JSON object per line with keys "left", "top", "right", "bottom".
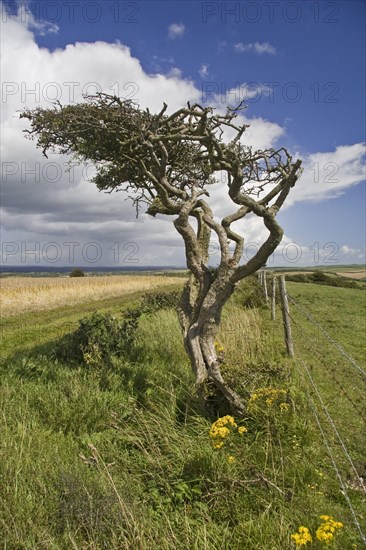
{"left": 1, "top": 282, "right": 365, "bottom": 548}
{"left": 141, "top": 290, "right": 180, "bottom": 312}
{"left": 21, "top": 95, "right": 216, "bottom": 194}
{"left": 69, "top": 268, "right": 86, "bottom": 277}
{"left": 286, "top": 271, "right": 363, "bottom": 289}
{"left": 55, "top": 471, "right": 119, "bottom": 538}
{"left": 56, "top": 290, "right": 181, "bottom": 367}
{"left": 232, "top": 275, "right": 268, "bottom": 309}
{"left": 56, "top": 311, "right": 125, "bottom": 367}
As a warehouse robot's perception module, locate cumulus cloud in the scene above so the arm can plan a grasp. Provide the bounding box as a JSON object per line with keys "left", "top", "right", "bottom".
{"left": 0, "top": 9, "right": 197, "bottom": 265}
{"left": 168, "top": 23, "right": 186, "bottom": 39}
{"left": 288, "top": 143, "right": 366, "bottom": 205}
{"left": 0, "top": 4, "right": 364, "bottom": 267}
{"left": 234, "top": 42, "right": 277, "bottom": 55}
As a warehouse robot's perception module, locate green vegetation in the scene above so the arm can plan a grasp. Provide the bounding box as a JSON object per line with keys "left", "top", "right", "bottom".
{"left": 0, "top": 283, "right": 182, "bottom": 361}
{"left": 285, "top": 271, "right": 366, "bottom": 289}
{"left": 70, "top": 268, "right": 86, "bottom": 277}
{"left": 0, "top": 278, "right": 365, "bottom": 548}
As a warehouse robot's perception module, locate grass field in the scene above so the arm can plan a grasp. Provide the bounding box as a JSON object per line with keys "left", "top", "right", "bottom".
{"left": 0, "top": 274, "right": 187, "bottom": 318}
{"left": 0, "top": 275, "right": 365, "bottom": 548}
{"left": 272, "top": 265, "right": 366, "bottom": 281}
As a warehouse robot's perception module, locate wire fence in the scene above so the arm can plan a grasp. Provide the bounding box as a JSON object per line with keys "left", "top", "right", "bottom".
{"left": 257, "top": 272, "right": 366, "bottom": 543}
{"left": 287, "top": 293, "right": 366, "bottom": 379}
{"left": 287, "top": 306, "right": 366, "bottom": 424}
{"left": 290, "top": 312, "right": 366, "bottom": 543}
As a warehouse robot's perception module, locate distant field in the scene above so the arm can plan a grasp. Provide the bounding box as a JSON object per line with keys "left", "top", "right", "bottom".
{"left": 0, "top": 274, "right": 187, "bottom": 318}
{"left": 336, "top": 270, "right": 366, "bottom": 279}
{"left": 272, "top": 264, "right": 365, "bottom": 273}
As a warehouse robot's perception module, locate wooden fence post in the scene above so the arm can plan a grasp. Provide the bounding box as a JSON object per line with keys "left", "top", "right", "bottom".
{"left": 263, "top": 270, "right": 268, "bottom": 302}
{"left": 271, "top": 276, "right": 276, "bottom": 321}
{"left": 279, "top": 275, "right": 294, "bottom": 357}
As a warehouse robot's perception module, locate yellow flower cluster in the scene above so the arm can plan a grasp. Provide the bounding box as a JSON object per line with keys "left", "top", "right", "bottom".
{"left": 214, "top": 341, "right": 225, "bottom": 353}
{"left": 209, "top": 415, "right": 247, "bottom": 449}
{"left": 291, "top": 516, "right": 343, "bottom": 547}
{"left": 316, "top": 515, "right": 343, "bottom": 544}
{"left": 248, "top": 387, "right": 289, "bottom": 413}
{"left": 291, "top": 526, "right": 312, "bottom": 546}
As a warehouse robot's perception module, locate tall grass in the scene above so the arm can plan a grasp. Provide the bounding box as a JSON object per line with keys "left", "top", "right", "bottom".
{"left": 0, "top": 275, "right": 187, "bottom": 318}
{"left": 0, "top": 280, "right": 364, "bottom": 548}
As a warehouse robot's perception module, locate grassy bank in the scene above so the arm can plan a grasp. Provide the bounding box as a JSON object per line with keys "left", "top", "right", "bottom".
{"left": 0, "top": 276, "right": 185, "bottom": 360}
{"left": 0, "top": 277, "right": 365, "bottom": 548}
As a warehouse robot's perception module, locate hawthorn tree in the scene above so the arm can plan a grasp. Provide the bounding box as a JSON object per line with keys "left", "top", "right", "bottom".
{"left": 22, "top": 94, "right": 302, "bottom": 415}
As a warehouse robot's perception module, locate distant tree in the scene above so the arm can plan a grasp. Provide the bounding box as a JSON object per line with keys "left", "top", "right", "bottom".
{"left": 22, "top": 95, "right": 302, "bottom": 416}
{"left": 70, "top": 268, "right": 86, "bottom": 278}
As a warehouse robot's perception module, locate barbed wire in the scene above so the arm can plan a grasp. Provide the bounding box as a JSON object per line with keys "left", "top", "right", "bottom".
{"left": 293, "top": 356, "right": 366, "bottom": 544}
{"left": 288, "top": 310, "right": 366, "bottom": 424}
{"left": 295, "top": 349, "right": 365, "bottom": 490}
{"left": 289, "top": 311, "right": 365, "bottom": 483}
{"left": 263, "top": 277, "right": 366, "bottom": 541}
{"left": 287, "top": 294, "right": 366, "bottom": 379}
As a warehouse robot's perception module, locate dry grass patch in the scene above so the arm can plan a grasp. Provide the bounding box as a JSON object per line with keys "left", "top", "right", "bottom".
{"left": 219, "top": 306, "right": 262, "bottom": 366}
{"left": 336, "top": 271, "right": 366, "bottom": 279}
{"left": 0, "top": 275, "right": 186, "bottom": 318}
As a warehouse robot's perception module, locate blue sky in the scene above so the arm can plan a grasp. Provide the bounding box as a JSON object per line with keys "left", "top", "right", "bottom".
{"left": 1, "top": 0, "right": 365, "bottom": 267}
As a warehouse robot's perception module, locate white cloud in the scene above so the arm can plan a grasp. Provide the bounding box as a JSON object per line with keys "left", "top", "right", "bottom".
{"left": 340, "top": 245, "right": 362, "bottom": 256}
{"left": 199, "top": 63, "right": 209, "bottom": 77}
{"left": 0, "top": 4, "right": 364, "bottom": 267}
{"left": 168, "top": 23, "right": 186, "bottom": 40}
{"left": 166, "top": 67, "right": 182, "bottom": 79}
{"left": 269, "top": 239, "right": 366, "bottom": 267}
{"left": 7, "top": 0, "right": 59, "bottom": 35}
{"left": 234, "top": 42, "right": 277, "bottom": 55}
{"left": 288, "top": 143, "right": 366, "bottom": 206}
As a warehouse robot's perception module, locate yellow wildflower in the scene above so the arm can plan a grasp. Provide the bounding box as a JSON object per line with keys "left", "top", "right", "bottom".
{"left": 316, "top": 516, "right": 343, "bottom": 544}
{"left": 248, "top": 387, "right": 288, "bottom": 413}
{"left": 227, "top": 455, "right": 236, "bottom": 464}
{"left": 316, "top": 528, "right": 334, "bottom": 544}
{"left": 209, "top": 416, "right": 248, "bottom": 448}
{"left": 291, "top": 526, "right": 312, "bottom": 546}
{"left": 214, "top": 341, "right": 225, "bottom": 353}
{"left": 280, "top": 402, "right": 290, "bottom": 412}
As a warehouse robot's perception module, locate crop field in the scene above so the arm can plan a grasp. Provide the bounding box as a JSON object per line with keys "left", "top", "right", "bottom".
{"left": 0, "top": 274, "right": 365, "bottom": 548}
{"left": 336, "top": 270, "right": 366, "bottom": 279}
{"left": 0, "top": 274, "right": 187, "bottom": 318}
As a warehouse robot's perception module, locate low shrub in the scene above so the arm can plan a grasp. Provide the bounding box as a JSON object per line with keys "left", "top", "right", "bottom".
{"left": 286, "top": 272, "right": 362, "bottom": 289}
{"left": 60, "top": 312, "right": 125, "bottom": 367}
{"left": 141, "top": 290, "right": 180, "bottom": 312}
{"left": 70, "top": 268, "right": 86, "bottom": 277}
{"left": 56, "top": 290, "right": 181, "bottom": 366}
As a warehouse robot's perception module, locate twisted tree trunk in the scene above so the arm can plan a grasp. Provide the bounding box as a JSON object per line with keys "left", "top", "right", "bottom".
{"left": 177, "top": 271, "right": 246, "bottom": 417}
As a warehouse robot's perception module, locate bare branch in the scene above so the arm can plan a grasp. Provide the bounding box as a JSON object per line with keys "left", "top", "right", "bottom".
{"left": 22, "top": 94, "right": 303, "bottom": 416}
